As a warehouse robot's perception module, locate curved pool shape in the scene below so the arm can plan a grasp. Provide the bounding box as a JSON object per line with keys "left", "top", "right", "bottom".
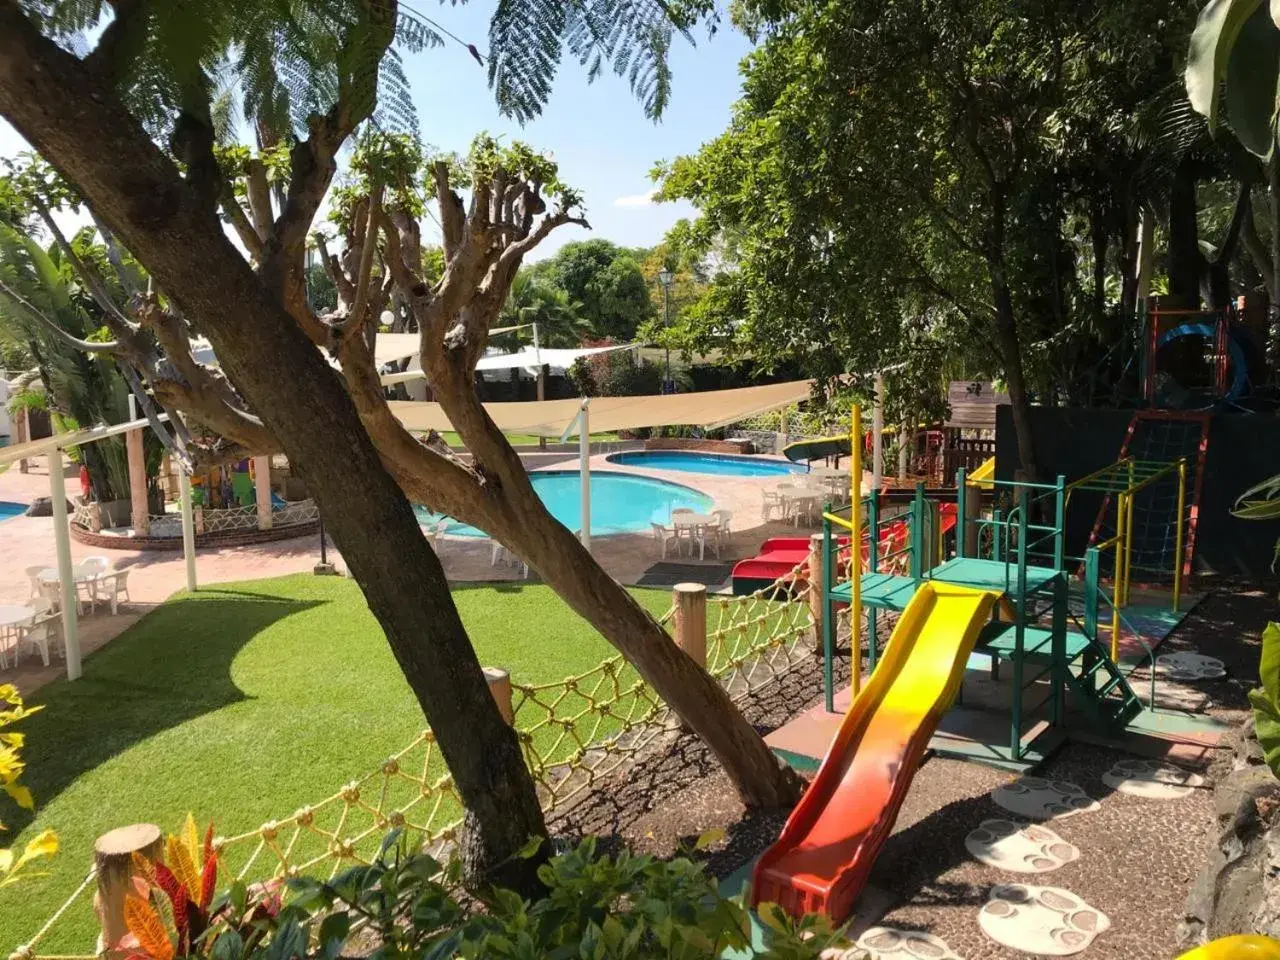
{"left": 414, "top": 470, "right": 713, "bottom": 538}
{"left": 606, "top": 450, "right": 809, "bottom": 478}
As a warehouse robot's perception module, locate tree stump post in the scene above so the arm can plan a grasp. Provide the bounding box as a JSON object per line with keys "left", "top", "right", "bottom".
{"left": 808, "top": 534, "right": 825, "bottom": 649}
{"left": 673, "top": 583, "right": 707, "bottom": 669}
{"left": 16, "top": 408, "right": 29, "bottom": 474}
{"left": 253, "top": 455, "right": 273, "bottom": 530}
{"left": 126, "top": 426, "right": 149, "bottom": 536}
{"left": 484, "top": 667, "right": 515, "bottom": 724}
{"left": 93, "top": 823, "right": 164, "bottom": 954}
{"left": 964, "top": 482, "right": 982, "bottom": 558}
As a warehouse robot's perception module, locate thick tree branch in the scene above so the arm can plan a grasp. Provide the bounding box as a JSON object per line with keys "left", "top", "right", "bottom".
{"left": 221, "top": 188, "right": 265, "bottom": 261}
{"left": 348, "top": 182, "right": 384, "bottom": 328}
{"left": 83, "top": 0, "right": 149, "bottom": 87}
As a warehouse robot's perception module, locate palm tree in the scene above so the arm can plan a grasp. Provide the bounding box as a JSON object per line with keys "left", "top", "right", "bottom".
{"left": 0, "top": 223, "right": 152, "bottom": 503}
{"left": 496, "top": 271, "right": 591, "bottom": 348}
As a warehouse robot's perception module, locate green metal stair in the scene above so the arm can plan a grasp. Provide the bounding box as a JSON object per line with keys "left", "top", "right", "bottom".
{"left": 1065, "top": 640, "right": 1144, "bottom": 732}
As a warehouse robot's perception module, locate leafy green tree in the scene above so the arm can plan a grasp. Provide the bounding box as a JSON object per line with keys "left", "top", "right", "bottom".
{"left": 659, "top": 0, "right": 1208, "bottom": 474}
{"left": 0, "top": 0, "right": 798, "bottom": 896}
{"left": 536, "top": 239, "right": 654, "bottom": 341}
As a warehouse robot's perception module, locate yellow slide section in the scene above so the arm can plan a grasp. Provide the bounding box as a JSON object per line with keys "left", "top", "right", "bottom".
{"left": 752, "top": 582, "right": 1000, "bottom": 919}
{"left": 969, "top": 456, "right": 995, "bottom": 490}
{"left": 1178, "top": 937, "right": 1280, "bottom": 960}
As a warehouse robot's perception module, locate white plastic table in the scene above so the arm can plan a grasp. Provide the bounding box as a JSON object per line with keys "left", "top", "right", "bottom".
{"left": 672, "top": 512, "right": 718, "bottom": 561}
{"left": 0, "top": 605, "right": 34, "bottom": 630}
{"left": 37, "top": 566, "right": 97, "bottom": 586}
{"left": 0, "top": 604, "right": 34, "bottom": 668}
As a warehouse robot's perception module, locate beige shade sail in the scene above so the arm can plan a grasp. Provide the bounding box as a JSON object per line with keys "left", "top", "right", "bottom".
{"left": 389, "top": 379, "right": 813, "bottom": 438}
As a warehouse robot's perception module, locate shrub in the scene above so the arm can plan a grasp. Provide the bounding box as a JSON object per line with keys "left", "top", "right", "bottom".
{"left": 132, "top": 831, "right": 848, "bottom": 959}
{"left": 0, "top": 685, "right": 57, "bottom": 888}
{"left": 1250, "top": 622, "right": 1280, "bottom": 778}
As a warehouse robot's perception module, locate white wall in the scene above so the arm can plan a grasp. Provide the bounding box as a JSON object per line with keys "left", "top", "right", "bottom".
{"left": 0, "top": 380, "right": 10, "bottom": 440}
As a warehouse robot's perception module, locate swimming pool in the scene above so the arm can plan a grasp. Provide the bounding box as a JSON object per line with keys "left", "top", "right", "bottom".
{"left": 0, "top": 501, "right": 26, "bottom": 522}
{"left": 605, "top": 450, "right": 809, "bottom": 478}
{"left": 414, "top": 470, "right": 713, "bottom": 538}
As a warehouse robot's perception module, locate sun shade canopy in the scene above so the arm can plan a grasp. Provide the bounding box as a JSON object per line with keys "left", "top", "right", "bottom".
{"left": 389, "top": 379, "right": 813, "bottom": 438}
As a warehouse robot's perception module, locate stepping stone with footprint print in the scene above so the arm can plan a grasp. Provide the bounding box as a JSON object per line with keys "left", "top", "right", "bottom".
{"left": 1102, "top": 758, "right": 1204, "bottom": 799}
{"left": 964, "top": 819, "right": 1080, "bottom": 873}
{"left": 844, "top": 927, "right": 960, "bottom": 959}
{"left": 1155, "top": 651, "right": 1226, "bottom": 681}
{"left": 992, "top": 777, "right": 1100, "bottom": 820}
{"left": 979, "top": 883, "right": 1110, "bottom": 956}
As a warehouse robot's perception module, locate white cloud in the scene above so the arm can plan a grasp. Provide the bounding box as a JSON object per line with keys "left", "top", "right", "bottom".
{"left": 613, "top": 188, "right": 658, "bottom": 208}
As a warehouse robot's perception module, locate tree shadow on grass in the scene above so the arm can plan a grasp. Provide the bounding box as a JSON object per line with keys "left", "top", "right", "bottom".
{"left": 8, "top": 587, "right": 322, "bottom": 835}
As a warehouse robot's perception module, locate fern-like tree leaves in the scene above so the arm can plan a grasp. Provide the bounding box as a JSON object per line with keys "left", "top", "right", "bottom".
{"left": 488, "top": 0, "right": 714, "bottom": 123}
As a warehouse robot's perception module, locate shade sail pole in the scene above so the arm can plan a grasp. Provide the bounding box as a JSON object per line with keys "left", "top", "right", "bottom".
{"left": 49, "top": 449, "right": 81, "bottom": 680}
{"left": 579, "top": 399, "right": 591, "bottom": 553}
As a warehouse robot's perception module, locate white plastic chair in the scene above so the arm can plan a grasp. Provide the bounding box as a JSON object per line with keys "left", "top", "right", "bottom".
{"left": 77, "top": 556, "right": 111, "bottom": 612}
{"left": 710, "top": 509, "right": 733, "bottom": 556}
{"left": 651, "top": 522, "right": 679, "bottom": 560}
{"left": 25, "top": 566, "right": 44, "bottom": 602}
{"left": 16, "top": 598, "right": 59, "bottom": 667}
{"left": 490, "top": 541, "right": 529, "bottom": 579}
{"left": 762, "top": 489, "right": 785, "bottom": 523}
{"left": 426, "top": 520, "right": 448, "bottom": 550}
{"left": 95, "top": 569, "right": 132, "bottom": 615}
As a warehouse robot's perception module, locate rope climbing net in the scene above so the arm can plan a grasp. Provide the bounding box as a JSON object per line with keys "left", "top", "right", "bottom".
{"left": 14, "top": 569, "right": 817, "bottom": 959}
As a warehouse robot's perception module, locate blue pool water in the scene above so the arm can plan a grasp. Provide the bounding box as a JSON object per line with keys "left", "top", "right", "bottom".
{"left": 414, "top": 470, "right": 713, "bottom": 538}
{"left": 0, "top": 501, "right": 26, "bottom": 522}
{"left": 605, "top": 450, "right": 809, "bottom": 478}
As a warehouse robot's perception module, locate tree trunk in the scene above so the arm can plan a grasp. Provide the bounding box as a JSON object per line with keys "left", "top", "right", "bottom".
{"left": 0, "top": 6, "right": 548, "bottom": 894}
{"left": 990, "top": 266, "right": 1038, "bottom": 479}
{"left": 1167, "top": 157, "right": 1203, "bottom": 311}
{"left": 423, "top": 357, "right": 804, "bottom": 811}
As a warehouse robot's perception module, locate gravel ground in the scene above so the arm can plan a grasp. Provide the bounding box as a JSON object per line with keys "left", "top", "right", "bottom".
{"left": 546, "top": 577, "right": 1274, "bottom": 959}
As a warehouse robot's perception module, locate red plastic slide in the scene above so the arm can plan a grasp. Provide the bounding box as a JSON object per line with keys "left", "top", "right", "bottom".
{"left": 750, "top": 581, "right": 997, "bottom": 922}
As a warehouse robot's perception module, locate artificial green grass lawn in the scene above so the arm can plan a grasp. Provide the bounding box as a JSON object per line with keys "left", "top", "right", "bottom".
{"left": 0, "top": 575, "right": 678, "bottom": 949}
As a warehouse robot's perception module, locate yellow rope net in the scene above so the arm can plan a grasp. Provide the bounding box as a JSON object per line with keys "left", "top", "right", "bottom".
{"left": 15, "top": 572, "right": 817, "bottom": 960}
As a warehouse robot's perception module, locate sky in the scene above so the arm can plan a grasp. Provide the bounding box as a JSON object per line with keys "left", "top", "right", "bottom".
{"left": 0, "top": 5, "right": 755, "bottom": 261}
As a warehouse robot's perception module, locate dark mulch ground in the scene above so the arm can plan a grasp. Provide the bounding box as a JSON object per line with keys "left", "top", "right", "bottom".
{"left": 548, "top": 577, "right": 1277, "bottom": 958}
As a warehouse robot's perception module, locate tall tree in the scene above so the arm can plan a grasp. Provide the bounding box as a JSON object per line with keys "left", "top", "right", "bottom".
{"left": 0, "top": 0, "right": 799, "bottom": 892}
{"left": 535, "top": 238, "right": 654, "bottom": 341}
{"left": 658, "top": 0, "right": 1206, "bottom": 469}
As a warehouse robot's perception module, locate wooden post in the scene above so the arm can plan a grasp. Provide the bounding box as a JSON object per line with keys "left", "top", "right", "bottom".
{"left": 126, "top": 427, "right": 149, "bottom": 536}
{"left": 483, "top": 667, "right": 514, "bottom": 724}
{"left": 253, "top": 455, "right": 273, "bottom": 530}
{"left": 16, "top": 407, "right": 29, "bottom": 474}
{"left": 673, "top": 582, "right": 707, "bottom": 668}
{"left": 808, "top": 534, "right": 824, "bottom": 648}
{"left": 93, "top": 823, "right": 164, "bottom": 954}
{"left": 964, "top": 481, "right": 982, "bottom": 558}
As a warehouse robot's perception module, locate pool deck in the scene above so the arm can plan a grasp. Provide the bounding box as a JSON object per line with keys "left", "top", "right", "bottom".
{"left": 0, "top": 450, "right": 836, "bottom": 694}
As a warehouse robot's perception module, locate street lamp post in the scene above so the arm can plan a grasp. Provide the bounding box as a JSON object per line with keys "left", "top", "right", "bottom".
{"left": 657, "top": 268, "right": 674, "bottom": 394}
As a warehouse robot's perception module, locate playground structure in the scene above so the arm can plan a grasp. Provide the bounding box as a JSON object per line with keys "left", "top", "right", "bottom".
{"left": 751, "top": 405, "right": 1205, "bottom": 924}
{"left": 1142, "top": 299, "right": 1256, "bottom": 410}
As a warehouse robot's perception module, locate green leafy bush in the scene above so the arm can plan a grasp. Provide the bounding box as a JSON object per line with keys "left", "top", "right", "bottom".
{"left": 1250, "top": 622, "right": 1280, "bottom": 778}
{"left": 1232, "top": 473, "right": 1280, "bottom": 568}
{"left": 165, "top": 832, "right": 848, "bottom": 960}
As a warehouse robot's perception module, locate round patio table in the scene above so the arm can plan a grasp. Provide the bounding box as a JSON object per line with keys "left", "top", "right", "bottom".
{"left": 672, "top": 512, "right": 719, "bottom": 561}
{"left": 0, "top": 605, "right": 34, "bottom": 631}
